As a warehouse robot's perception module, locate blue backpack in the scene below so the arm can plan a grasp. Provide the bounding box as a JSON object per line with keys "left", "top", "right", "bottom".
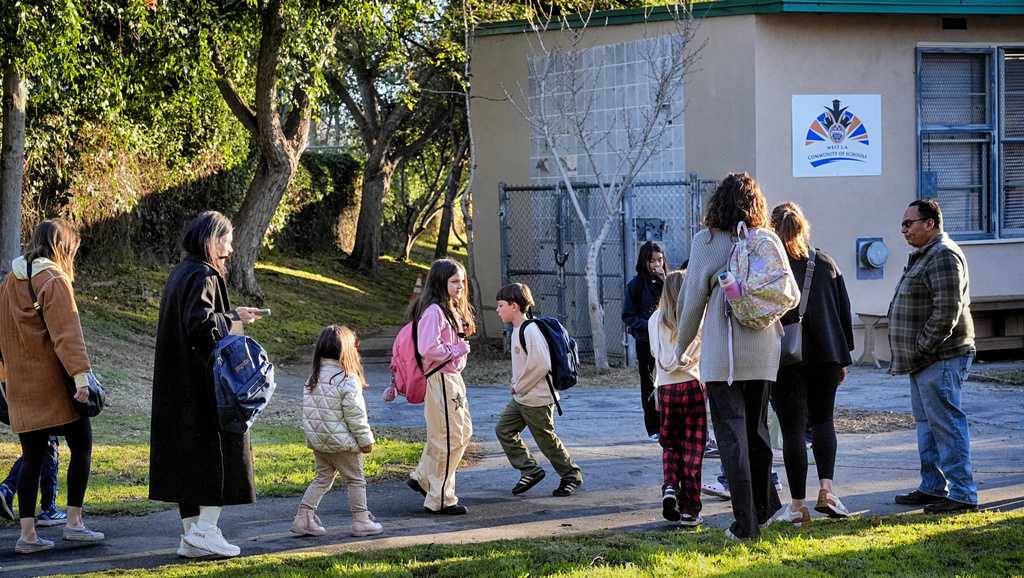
{"left": 519, "top": 315, "right": 580, "bottom": 415}
{"left": 212, "top": 335, "right": 276, "bottom": 434}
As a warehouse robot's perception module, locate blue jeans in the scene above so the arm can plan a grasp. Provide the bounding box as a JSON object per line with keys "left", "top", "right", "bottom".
{"left": 909, "top": 353, "right": 978, "bottom": 505}
{"left": 2, "top": 436, "right": 59, "bottom": 511}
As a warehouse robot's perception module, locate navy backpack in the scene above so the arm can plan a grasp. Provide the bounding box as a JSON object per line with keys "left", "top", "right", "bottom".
{"left": 519, "top": 315, "right": 580, "bottom": 415}
{"left": 212, "top": 335, "right": 276, "bottom": 434}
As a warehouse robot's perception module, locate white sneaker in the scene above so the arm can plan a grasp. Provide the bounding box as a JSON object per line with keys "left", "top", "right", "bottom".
{"left": 183, "top": 522, "right": 240, "bottom": 557}
{"left": 701, "top": 481, "right": 731, "bottom": 500}
{"left": 767, "top": 505, "right": 812, "bottom": 527}
{"left": 815, "top": 489, "right": 852, "bottom": 518}
{"left": 177, "top": 536, "right": 215, "bottom": 558}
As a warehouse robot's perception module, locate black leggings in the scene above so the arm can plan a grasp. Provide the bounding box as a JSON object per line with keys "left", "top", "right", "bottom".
{"left": 770, "top": 364, "right": 842, "bottom": 500}
{"left": 17, "top": 417, "right": 92, "bottom": 519}
{"left": 636, "top": 340, "right": 659, "bottom": 436}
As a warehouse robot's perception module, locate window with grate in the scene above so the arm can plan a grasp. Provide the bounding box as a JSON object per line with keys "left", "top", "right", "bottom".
{"left": 919, "top": 48, "right": 1024, "bottom": 240}
{"left": 919, "top": 51, "right": 991, "bottom": 237}
{"left": 1002, "top": 49, "right": 1024, "bottom": 235}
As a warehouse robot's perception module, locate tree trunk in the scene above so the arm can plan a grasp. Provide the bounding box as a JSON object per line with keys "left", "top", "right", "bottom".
{"left": 401, "top": 230, "right": 416, "bottom": 262}
{"left": 585, "top": 217, "right": 616, "bottom": 370}
{"left": 227, "top": 155, "right": 297, "bottom": 298}
{"left": 348, "top": 158, "right": 395, "bottom": 273}
{"left": 432, "top": 151, "right": 464, "bottom": 259}
{"left": 0, "top": 62, "right": 27, "bottom": 276}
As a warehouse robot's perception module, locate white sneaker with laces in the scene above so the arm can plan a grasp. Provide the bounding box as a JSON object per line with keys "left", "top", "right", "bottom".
{"left": 177, "top": 536, "right": 215, "bottom": 558}
{"left": 183, "top": 522, "right": 240, "bottom": 557}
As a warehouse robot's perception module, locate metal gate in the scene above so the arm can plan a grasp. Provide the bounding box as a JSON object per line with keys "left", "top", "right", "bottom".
{"left": 498, "top": 176, "right": 718, "bottom": 363}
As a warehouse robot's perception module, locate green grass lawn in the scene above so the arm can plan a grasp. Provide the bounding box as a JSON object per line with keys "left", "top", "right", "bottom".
{"left": 0, "top": 415, "right": 423, "bottom": 518}
{"left": 64, "top": 510, "right": 1024, "bottom": 577}
{"left": 77, "top": 250, "right": 434, "bottom": 366}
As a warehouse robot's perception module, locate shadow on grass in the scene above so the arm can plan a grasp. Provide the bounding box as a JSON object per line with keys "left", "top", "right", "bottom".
{"left": 86, "top": 512, "right": 1024, "bottom": 577}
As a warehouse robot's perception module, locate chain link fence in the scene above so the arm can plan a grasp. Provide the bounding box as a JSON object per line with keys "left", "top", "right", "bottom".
{"left": 499, "top": 176, "right": 718, "bottom": 364}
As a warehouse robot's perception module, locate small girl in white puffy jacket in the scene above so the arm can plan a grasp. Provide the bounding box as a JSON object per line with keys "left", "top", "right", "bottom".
{"left": 292, "top": 325, "right": 383, "bottom": 538}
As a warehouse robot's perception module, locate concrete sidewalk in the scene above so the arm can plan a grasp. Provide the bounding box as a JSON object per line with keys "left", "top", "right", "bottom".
{"left": 1, "top": 364, "right": 1022, "bottom": 576}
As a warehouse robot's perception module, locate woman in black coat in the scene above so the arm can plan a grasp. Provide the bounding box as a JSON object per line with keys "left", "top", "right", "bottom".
{"left": 767, "top": 203, "right": 855, "bottom": 527}
{"left": 149, "top": 211, "right": 264, "bottom": 558}
{"left": 622, "top": 240, "right": 666, "bottom": 440}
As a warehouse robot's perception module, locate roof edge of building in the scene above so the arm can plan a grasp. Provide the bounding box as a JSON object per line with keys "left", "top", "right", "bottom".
{"left": 475, "top": 0, "right": 1024, "bottom": 37}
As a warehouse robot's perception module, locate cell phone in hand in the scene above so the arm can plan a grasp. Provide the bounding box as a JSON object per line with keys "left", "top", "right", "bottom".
{"left": 254, "top": 308, "right": 272, "bottom": 317}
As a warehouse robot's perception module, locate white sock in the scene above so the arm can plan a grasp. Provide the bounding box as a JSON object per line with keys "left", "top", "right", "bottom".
{"left": 182, "top": 515, "right": 199, "bottom": 534}
{"left": 196, "top": 506, "right": 222, "bottom": 530}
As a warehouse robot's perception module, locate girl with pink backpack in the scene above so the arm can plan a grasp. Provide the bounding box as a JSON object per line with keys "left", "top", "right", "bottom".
{"left": 394, "top": 259, "right": 476, "bottom": 515}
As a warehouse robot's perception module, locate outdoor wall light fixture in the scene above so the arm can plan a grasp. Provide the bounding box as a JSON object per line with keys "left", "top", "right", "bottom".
{"left": 856, "top": 237, "right": 889, "bottom": 280}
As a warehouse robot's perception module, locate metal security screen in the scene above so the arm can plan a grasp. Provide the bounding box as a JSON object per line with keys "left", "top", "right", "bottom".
{"left": 918, "top": 47, "right": 1024, "bottom": 240}
{"left": 499, "top": 177, "right": 716, "bottom": 363}
{"left": 919, "top": 51, "right": 992, "bottom": 236}
{"left": 1002, "top": 49, "right": 1024, "bottom": 234}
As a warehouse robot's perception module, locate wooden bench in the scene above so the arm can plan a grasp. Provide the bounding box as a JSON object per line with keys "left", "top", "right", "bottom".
{"left": 971, "top": 294, "right": 1024, "bottom": 353}
{"left": 856, "top": 295, "right": 1024, "bottom": 366}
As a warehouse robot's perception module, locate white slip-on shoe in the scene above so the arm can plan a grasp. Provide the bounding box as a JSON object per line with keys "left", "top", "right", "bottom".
{"left": 183, "top": 522, "right": 240, "bottom": 557}
{"left": 15, "top": 536, "right": 55, "bottom": 554}
{"left": 63, "top": 525, "right": 105, "bottom": 542}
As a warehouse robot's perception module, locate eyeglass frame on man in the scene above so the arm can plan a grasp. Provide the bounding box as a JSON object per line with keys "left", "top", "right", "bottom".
{"left": 901, "top": 217, "right": 930, "bottom": 230}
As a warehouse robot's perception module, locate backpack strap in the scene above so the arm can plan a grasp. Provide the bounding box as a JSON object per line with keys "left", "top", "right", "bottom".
{"left": 517, "top": 318, "right": 563, "bottom": 416}
{"left": 413, "top": 306, "right": 455, "bottom": 378}
{"left": 797, "top": 248, "right": 817, "bottom": 322}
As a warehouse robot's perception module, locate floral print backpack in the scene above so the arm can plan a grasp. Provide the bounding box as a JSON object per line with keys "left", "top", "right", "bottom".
{"left": 726, "top": 221, "right": 800, "bottom": 330}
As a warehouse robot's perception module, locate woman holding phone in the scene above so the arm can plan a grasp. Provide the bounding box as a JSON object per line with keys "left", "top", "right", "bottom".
{"left": 149, "top": 211, "right": 266, "bottom": 558}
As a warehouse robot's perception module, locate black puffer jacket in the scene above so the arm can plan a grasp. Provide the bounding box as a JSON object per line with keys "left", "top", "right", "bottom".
{"left": 622, "top": 275, "right": 663, "bottom": 342}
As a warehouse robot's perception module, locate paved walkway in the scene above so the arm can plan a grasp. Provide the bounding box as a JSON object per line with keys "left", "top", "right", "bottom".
{"left": 1, "top": 364, "right": 1022, "bottom": 576}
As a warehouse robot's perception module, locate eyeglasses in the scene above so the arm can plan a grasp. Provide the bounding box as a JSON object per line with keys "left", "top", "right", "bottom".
{"left": 901, "top": 218, "right": 928, "bottom": 230}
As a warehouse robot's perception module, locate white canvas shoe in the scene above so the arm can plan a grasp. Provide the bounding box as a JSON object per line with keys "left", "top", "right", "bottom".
{"left": 183, "top": 522, "right": 240, "bottom": 557}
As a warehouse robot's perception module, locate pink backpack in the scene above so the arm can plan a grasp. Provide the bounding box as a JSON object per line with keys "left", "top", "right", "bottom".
{"left": 388, "top": 315, "right": 452, "bottom": 404}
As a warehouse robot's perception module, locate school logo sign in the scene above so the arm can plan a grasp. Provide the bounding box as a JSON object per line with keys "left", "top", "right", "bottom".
{"left": 792, "top": 94, "right": 881, "bottom": 178}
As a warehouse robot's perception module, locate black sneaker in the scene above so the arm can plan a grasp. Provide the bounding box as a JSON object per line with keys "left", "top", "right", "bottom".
{"left": 552, "top": 479, "right": 580, "bottom": 497}
{"left": 512, "top": 470, "right": 546, "bottom": 495}
{"left": 680, "top": 513, "right": 703, "bottom": 527}
{"left": 424, "top": 504, "right": 468, "bottom": 515}
{"left": 407, "top": 478, "right": 427, "bottom": 497}
{"left": 923, "top": 498, "right": 979, "bottom": 514}
{"left": 894, "top": 490, "right": 946, "bottom": 506}
{"left": 662, "top": 488, "right": 681, "bottom": 522}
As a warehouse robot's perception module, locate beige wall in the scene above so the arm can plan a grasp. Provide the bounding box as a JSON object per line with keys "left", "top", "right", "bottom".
{"left": 471, "top": 13, "right": 1024, "bottom": 344}
{"left": 684, "top": 15, "right": 758, "bottom": 178}
{"left": 471, "top": 20, "right": 698, "bottom": 337}
{"left": 748, "top": 14, "right": 1024, "bottom": 358}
